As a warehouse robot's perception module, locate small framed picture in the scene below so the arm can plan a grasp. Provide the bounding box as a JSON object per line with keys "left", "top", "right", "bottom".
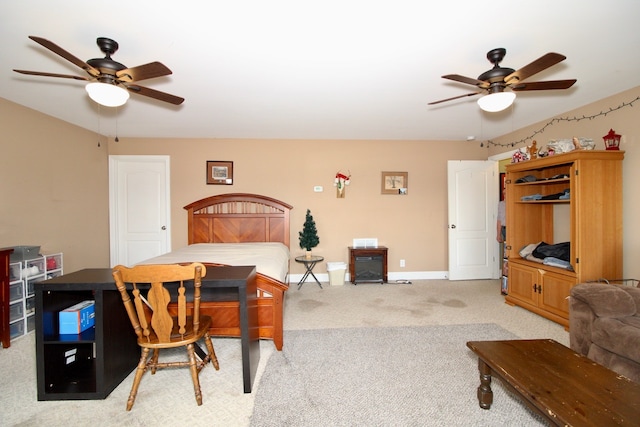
{"left": 206, "top": 161, "right": 233, "bottom": 185}
{"left": 381, "top": 171, "right": 408, "bottom": 195}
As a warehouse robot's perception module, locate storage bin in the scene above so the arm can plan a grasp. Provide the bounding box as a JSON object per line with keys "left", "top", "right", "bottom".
{"left": 9, "top": 246, "right": 41, "bottom": 262}
{"left": 10, "top": 301, "right": 24, "bottom": 322}
{"left": 10, "top": 321, "right": 24, "bottom": 339}
{"left": 326, "top": 262, "right": 347, "bottom": 286}
{"left": 9, "top": 282, "right": 24, "bottom": 302}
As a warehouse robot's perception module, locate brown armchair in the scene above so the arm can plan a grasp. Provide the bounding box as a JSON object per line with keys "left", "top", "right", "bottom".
{"left": 569, "top": 283, "right": 640, "bottom": 383}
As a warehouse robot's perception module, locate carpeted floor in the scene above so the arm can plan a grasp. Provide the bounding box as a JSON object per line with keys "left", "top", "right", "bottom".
{"left": 0, "top": 279, "right": 569, "bottom": 426}
{"left": 250, "top": 324, "right": 546, "bottom": 427}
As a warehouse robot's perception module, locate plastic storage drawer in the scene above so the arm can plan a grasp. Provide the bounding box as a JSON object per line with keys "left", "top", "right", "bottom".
{"left": 9, "top": 281, "right": 24, "bottom": 302}
{"left": 10, "top": 301, "right": 24, "bottom": 322}
{"left": 10, "top": 321, "right": 25, "bottom": 339}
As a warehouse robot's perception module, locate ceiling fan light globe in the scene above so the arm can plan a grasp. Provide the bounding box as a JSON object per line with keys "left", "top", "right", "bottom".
{"left": 85, "top": 82, "right": 129, "bottom": 107}
{"left": 477, "top": 92, "right": 516, "bottom": 112}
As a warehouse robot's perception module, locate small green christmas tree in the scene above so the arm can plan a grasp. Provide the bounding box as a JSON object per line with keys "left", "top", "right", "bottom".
{"left": 298, "top": 209, "right": 320, "bottom": 251}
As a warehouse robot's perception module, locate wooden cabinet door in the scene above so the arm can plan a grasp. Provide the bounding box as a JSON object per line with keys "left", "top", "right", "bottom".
{"left": 539, "top": 270, "right": 575, "bottom": 318}
{"left": 508, "top": 262, "right": 538, "bottom": 306}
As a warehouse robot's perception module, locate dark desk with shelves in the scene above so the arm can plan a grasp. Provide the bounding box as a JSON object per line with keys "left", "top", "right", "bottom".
{"left": 35, "top": 265, "right": 259, "bottom": 400}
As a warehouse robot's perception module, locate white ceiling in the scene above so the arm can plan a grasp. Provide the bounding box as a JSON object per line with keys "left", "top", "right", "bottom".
{"left": 2, "top": 1, "right": 640, "bottom": 142}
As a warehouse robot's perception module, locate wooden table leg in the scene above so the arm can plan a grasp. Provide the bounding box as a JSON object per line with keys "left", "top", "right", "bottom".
{"left": 476, "top": 358, "right": 493, "bottom": 409}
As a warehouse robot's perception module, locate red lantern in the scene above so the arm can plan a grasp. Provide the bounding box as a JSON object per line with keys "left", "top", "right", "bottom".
{"left": 602, "top": 128, "right": 621, "bottom": 150}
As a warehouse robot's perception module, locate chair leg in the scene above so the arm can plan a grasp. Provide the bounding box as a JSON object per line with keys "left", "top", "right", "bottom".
{"left": 186, "top": 343, "right": 203, "bottom": 406}
{"left": 150, "top": 349, "right": 160, "bottom": 374}
{"left": 127, "top": 347, "right": 150, "bottom": 411}
{"left": 204, "top": 332, "right": 219, "bottom": 370}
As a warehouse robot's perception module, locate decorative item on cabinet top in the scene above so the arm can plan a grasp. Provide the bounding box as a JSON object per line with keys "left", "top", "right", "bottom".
{"left": 603, "top": 129, "right": 621, "bottom": 151}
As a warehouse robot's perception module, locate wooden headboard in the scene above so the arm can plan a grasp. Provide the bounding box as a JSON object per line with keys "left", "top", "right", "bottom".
{"left": 184, "top": 193, "right": 293, "bottom": 248}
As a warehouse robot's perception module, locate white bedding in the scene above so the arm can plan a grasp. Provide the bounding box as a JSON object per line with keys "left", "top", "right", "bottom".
{"left": 138, "top": 242, "right": 290, "bottom": 283}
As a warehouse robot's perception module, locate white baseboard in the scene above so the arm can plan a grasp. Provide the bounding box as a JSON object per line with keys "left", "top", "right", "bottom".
{"left": 289, "top": 270, "right": 449, "bottom": 285}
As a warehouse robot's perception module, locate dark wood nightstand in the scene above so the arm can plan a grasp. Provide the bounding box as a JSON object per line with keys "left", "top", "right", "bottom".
{"left": 348, "top": 246, "right": 388, "bottom": 284}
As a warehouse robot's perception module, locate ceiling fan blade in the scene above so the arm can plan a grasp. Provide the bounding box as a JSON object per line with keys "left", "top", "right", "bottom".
{"left": 13, "top": 69, "right": 89, "bottom": 81}
{"left": 511, "top": 79, "right": 577, "bottom": 91}
{"left": 27, "top": 36, "right": 99, "bottom": 77}
{"left": 442, "top": 74, "right": 489, "bottom": 88}
{"left": 505, "top": 52, "right": 566, "bottom": 83}
{"left": 428, "top": 91, "right": 482, "bottom": 105}
{"left": 116, "top": 61, "right": 173, "bottom": 83}
{"left": 125, "top": 84, "right": 184, "bottom": 105}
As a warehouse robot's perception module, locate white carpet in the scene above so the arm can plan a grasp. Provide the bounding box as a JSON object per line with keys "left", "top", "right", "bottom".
{"left": 250, "top": 324, "right": 546, "bottom": 426}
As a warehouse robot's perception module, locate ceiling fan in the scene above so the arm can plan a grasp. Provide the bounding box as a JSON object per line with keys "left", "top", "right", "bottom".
{"left": 429, "top": 48, "right": 576, "bottom": 112}
{"left": 13, "top": 36, "right": 184, "bottom": 107}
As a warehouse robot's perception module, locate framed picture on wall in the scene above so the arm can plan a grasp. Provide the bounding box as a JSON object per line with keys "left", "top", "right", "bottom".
{"left": 381, "top": 171, "right": 408, "bottom": 195}
{"left": 206, "top": 161, "right": 234, "bottom": 185}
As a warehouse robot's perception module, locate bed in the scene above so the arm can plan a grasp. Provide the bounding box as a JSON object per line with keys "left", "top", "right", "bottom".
{"left": 142, "top": 193, "right": 293, "bottom": 350}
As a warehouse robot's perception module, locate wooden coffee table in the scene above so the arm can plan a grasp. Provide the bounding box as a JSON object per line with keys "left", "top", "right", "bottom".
{"left": 466, "top": 339, "right": 640, "bottom": 426}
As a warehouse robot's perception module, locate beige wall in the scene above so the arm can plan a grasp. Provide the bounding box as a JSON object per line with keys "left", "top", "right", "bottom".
{"left": 0, "top": 98, "right": 109, "bottom": 273}
{"left": 107, "top": 138, "right": 486, "bottom": 275}
{"left": 2, "top": 85, "right": 638, "bottom": 279}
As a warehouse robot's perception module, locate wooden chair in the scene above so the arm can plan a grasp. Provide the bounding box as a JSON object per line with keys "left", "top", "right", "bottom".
{"left": 112, "top": 262, "right": 219, "bottom": 410}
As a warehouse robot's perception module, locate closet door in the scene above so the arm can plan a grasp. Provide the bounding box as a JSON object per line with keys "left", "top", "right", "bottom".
{"left": 447, "top": 160, "right": 499, "bottom": 280}
{"left": 109, "top": 155, "right": 171, "bottom": 266}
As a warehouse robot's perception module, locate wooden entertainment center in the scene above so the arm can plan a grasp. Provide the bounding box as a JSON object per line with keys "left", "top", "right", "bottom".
{"left": 504, "top": 150, "right": 624, "bottom": 327}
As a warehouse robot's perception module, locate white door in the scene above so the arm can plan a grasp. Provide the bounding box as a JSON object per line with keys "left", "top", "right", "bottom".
{"left": 447, "top": 160, "right": 498, "bottom": 280}
{"left": 109, "top": 155, "right": 171, "bottom": 267}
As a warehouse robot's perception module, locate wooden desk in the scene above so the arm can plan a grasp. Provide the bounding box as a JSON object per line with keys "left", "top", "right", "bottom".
{"left": 467, "top": 339, "right": 640, "bottom": 426}
{"left": 36, "top": 265, "right": 259, "bottom": 400}
{"left": 1, "top": 248, "right": 13, "bottom": 348}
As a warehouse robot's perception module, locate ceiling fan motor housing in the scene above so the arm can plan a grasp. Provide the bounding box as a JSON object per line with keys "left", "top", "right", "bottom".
{"left": 477, "top": 48, "right": 514, "bottom": 84}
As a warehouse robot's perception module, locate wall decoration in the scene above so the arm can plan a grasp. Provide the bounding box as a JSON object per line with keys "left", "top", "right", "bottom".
{"left": 484, "top": 94, "right": 639, "bottom": 149}
{"left": 206, "top": 161, "right": 233, "bottom": 185}
{"left": 334, "top": 171, "right": 351, "bottom": 198}
{"left": 381, "top": 171, "right": 408, "bottom": 195}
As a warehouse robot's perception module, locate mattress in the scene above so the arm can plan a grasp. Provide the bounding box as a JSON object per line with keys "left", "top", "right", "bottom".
{"left": 138, "top": 242, "right": 290, "bottom": 283}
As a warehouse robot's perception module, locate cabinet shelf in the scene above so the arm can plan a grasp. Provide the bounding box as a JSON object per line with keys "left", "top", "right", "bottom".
{"left": 515, "top": 200, "right": 570, "bottom": 204}
{"left": 43, "top": 343, "right": 97, "bottom": 395}
{"left": 43, "top": 327, "right": 96, "bottom": 343}
{"left": 515, "top": 178, "right": 571, "bottom": 186}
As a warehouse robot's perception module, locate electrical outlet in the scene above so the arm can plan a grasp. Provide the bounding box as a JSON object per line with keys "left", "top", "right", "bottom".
{"left": 400, "top": 259, "right": 405, "bottom": 267}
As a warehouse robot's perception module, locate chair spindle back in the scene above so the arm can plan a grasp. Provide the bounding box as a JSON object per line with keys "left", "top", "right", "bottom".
{"left": 112, "top": 263, "right": 206, "bottom": 343}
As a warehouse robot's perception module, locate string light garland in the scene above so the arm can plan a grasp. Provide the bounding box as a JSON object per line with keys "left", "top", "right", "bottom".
{"left": 482, "top": 95, "right": 640, "bottom": 148}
